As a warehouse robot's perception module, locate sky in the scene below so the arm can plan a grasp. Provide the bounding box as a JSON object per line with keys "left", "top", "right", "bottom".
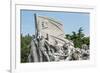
{"left": 20, "top": 10, "right": 90, "bottom": 36}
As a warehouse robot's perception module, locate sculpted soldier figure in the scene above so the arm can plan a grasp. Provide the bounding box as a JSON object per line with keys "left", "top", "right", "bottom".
{"left": 28, "top": 14, "right": 89, "bottom": 62}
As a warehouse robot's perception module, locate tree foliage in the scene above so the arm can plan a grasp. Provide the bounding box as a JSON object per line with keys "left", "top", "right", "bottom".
{"left": 65, "top": 27, "right": 90, "bottom": 48}
{"left": 21, "top": 34, "right": 32, "bottom": 63}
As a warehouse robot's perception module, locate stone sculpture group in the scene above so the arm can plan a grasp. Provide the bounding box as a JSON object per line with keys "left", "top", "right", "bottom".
{"left": 28, "top": 14, "right": 89, "bottom": 62}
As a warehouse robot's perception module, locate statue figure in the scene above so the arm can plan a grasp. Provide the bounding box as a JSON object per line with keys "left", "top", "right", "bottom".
{"left": 28, "top": 14, "right": 89, "bottom": 62}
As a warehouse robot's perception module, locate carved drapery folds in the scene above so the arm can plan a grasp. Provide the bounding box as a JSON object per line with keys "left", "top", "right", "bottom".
{"left": 28, "top": 14, "right": 89, "bottom": 62}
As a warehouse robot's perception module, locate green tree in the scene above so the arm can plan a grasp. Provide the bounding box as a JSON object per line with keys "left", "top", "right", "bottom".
{"left": 21, "top": 34, "right": 32, "bottom": 63}
{"left": 65, "top": 34, "right": 71, "bottom": 40}
{"left": 82, "top": 37, "right": 90, "bottom": 46}
{"left": 65, "top": 27, "right": 89, "bottom": 48}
